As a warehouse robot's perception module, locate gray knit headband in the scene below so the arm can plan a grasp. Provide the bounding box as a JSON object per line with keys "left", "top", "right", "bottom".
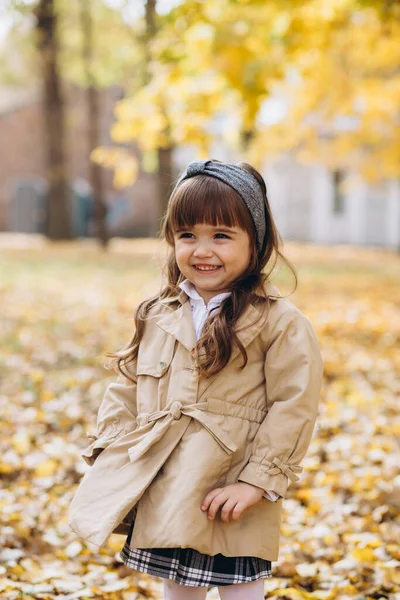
{"left": 173, "top": 159, "right": 266, "bottom": 253}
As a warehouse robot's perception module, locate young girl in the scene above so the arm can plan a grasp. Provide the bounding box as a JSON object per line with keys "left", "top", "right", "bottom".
{"left": 68, "top": 158, "right": 324, "bottom": 600}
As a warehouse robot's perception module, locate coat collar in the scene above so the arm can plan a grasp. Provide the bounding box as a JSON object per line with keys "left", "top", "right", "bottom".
{"left": 156, "top": 281, "right": 281, "bottom": 356}
{"left": 156, "top": 296, "right": 197, "bottom": 352}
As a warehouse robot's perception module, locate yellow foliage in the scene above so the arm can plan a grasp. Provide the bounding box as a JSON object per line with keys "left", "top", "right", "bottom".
{"left": 306, "top": 502, "right": 322, "bottom": 514}
{"left": 296, "top": 489, "right": 313, "bottom": 502}
{"left": 92, "top": 0, "right": 399, "bottom": 184}
{"left": 250, "top": 3, "right": 400, "bottom": 180}
{"left": 351, "top": 547, "right": 377, "bottom": 562}
{"left": 11, "top": 431, "right": 31, "bottom": 454}
{"left": 34, "top": 459, "right": 58, "bottom": 478}
{"left": 91, "top": 147, "right": 139, "bottom": 189}
{"left": 40, "top": 390, "right": 54, "bottom": 402}
{"left": 29, "top": 369, "right": 44, "bottom": 385}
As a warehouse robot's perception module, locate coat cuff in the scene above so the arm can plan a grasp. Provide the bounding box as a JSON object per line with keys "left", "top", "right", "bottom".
{"left": 237, "top": 456, "right": 303, "bottom": 498}
{"left": 81, "top": 430, "right": 123, "bottom": 466}
{"left": 263, "top": 490, "right": 281, "bottom": 501}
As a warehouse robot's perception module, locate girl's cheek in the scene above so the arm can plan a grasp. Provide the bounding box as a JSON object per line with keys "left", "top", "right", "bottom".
{"left": 174, "top": 249, "right": 189, "bottom": 269}
{"left": 176, "top": 243, "right": 191, "bottom": 258}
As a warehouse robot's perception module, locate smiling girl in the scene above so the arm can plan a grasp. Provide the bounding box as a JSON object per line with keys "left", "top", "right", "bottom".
{"left": 68, "top": 158, "right": 323, "bottom": 600}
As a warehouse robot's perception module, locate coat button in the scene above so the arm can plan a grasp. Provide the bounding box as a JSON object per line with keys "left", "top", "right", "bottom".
{"left": 159, "top": 361, "right": 166, "bottom": 369}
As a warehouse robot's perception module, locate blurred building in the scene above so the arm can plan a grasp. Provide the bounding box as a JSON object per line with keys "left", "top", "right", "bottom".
{"left": 262, "top": 156, "right": 400, "bottom": 249}
{"left": 1, "top": 85, "right": 399, "bottom": 248}
{"left": 0, "top": 84, "right": 158, "bottom": 237}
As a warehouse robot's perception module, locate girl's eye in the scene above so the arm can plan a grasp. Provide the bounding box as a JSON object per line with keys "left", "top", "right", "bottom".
{"left": 178, "top": 232, "right": 194, "bottom": 239}
{"left": 215, "top": 233, "right": 230, "bottom": 239}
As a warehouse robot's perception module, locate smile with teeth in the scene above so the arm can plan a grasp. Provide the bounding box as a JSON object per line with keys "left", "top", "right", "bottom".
{"left": 193, "top": 265, "right": 221, "bottom": 271}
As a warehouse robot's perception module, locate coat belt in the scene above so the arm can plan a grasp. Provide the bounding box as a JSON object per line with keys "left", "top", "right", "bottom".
{"left": 128, "top": 399, "right": 264, "bottom": 464}
{"left": 68, "top": 399, "right": 267, "bottom": 548}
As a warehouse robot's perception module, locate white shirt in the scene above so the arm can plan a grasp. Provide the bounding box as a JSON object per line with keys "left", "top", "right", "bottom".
{"left": 178, "top": 279, "right": 280, "bottom": 503}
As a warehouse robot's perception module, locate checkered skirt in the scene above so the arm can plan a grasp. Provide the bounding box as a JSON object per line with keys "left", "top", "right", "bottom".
{"left": 118, "top": 518, "right": 273, "bottom": 588}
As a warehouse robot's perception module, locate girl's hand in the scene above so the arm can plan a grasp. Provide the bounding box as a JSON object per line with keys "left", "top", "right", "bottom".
{"left": 200, "top": 482, "right": 265, "bottom": 523}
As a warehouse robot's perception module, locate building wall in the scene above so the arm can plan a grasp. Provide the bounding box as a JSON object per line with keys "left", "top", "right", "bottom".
{"left": 264, "top": 156, "right": 400, "bottom": 249}
{"left": 0, "top": 96, "right": 45, "bottom": 229}
{"left": 0, "top": 84, "right": 158, "bottom": 236}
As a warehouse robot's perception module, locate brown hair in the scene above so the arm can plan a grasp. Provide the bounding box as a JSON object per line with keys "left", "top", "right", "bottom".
{"left": 105, "top": 161, "right": 297, "bottom": 382}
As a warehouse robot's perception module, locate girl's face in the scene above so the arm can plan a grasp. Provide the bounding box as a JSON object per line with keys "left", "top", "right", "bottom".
{"left": 173, "top": 222, "right": 252, "bottom": 304}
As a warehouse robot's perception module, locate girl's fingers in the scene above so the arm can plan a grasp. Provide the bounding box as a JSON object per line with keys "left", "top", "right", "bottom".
{"left": 206, "top": 490, "right": 228, "bottom": 520}
{"left": 220, "top": 498, "right": 239, "bottom": 523}
{"left": 200, "top": 487, "right": 224, "bottom": 511}
{"left": 231, "top": 501, "right": 244, "bottom": 521}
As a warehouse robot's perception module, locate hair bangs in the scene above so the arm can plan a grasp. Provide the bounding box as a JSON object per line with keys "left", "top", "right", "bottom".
{"left": 167, "top": 175, "right": 255, "bottom": 236}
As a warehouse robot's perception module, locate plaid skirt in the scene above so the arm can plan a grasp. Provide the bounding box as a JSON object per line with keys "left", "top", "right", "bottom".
{"left": 118, "top": 517, "right": 273, "bottom": 588}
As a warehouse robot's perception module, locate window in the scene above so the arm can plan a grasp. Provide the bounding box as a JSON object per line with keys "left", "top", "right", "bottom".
{"left": 333, "top": 170, "right": 346, "bottom": 215}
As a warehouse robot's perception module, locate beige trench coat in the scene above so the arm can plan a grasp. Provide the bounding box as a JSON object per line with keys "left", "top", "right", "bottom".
{"left": 67, "top": 283, "right": 323, "bottom": 561}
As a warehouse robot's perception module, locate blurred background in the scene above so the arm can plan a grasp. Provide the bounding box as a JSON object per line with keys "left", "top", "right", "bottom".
{"left": 0, "top": 0, "right": 399, "bottom": 246}
{"left": 0, "top": 1, "right": 399, "bottom": 600}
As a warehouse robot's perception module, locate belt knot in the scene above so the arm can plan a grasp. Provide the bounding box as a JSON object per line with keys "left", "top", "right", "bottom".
{"left": 136, "top": 412, "right": 149, "bottom": 427}
{"left": 169, "top": 401, "right": 182, "bottom": 420}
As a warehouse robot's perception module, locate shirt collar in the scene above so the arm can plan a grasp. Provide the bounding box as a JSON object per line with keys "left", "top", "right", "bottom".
{"left": 178, "top": 279, "right": 231, "bottom": 307}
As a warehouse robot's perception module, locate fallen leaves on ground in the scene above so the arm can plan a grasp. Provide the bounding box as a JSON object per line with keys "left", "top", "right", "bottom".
{"left": 0, "top": 236, "right": 399, "bottom": 600}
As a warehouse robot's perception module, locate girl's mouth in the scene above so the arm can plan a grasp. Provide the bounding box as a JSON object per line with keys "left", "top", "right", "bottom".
{"left": 192, "top": 265, "right": 222, "bottom": 273}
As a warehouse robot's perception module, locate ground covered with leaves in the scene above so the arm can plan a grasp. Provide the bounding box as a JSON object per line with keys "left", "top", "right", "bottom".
{"left": 0, "top": 235, "right": 399, "bottom": 600}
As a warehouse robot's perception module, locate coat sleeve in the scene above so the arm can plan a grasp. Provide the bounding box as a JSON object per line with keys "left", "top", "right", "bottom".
{"left": 263, "top": 490, "right": 281, "bottom": 501}
{"left": 237, "top": 307, "right": 324, "bottom": 498}
{"left": 81, "top": 362, "right": 138, "bottom": 467}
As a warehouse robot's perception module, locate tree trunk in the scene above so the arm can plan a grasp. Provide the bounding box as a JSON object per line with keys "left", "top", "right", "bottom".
{"left": 145, "top": 0, "right": 175, "bottom": 234}
{"left": 241, "top": 128, "right": 255, "bottom": 151}
{"left": 80, "top": 0, "right": 109, "bottom": 248}
{"left": 157, "top": 146, "right": 174, "bottom": 230}
{"left": 35, "top": 0, "right": 71, "bottom": 239}
{"left": 145, "top": 0, "right": 157, "bottom": 42}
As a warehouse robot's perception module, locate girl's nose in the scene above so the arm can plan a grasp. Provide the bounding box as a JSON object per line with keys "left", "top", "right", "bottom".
{"left": 193, "top": 244, "right": 213, "bottom": 257}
